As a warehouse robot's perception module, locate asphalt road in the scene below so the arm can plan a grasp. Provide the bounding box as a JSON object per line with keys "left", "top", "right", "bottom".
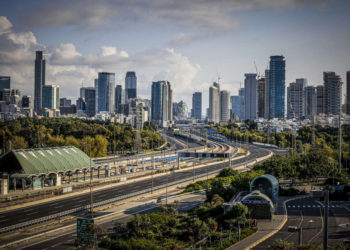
{"left": 19, "top": 194, "right": 206, "bottom": 250}
{"left": 0, "top": 136, "right": 284, "bottom": 231}
{"left": 254, "top": 197, "right": 350, "bottom": 249}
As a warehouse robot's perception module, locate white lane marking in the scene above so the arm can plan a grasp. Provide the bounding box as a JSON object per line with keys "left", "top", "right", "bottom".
{"left": 27, "top": 211, "right": 39, "bottom": 215}
{"left": 292, "top": 205, "right": 295, "bottom": 208}
{"left": 53, "top": 205, "right": 64, "bottom": 209}
{"left": 307, "top": 205, "right": 311, "bottom": 208}
{"left": 23, "top": 208, "right": 35, "bottom": 212}
{"left": 297, "top": 205, "right": 300, "bottom": 208}
{"left": 48, "top": 202, "right": 61, "bottom": 206}
{"left": 0, "top": 219, "right": 8, "bottom": 222}
{"left": 312, "top": 205, "right": 315, "bottom": 208}
{"left": 50, "top": 242, "right": 62, "bottom": 248}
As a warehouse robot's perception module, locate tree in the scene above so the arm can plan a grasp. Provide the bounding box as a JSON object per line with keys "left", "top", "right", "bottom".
{"left": 11, "top": 136, "right": 28, "bottom": 149}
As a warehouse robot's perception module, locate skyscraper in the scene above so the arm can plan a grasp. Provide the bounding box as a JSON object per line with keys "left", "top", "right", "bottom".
{"left": 220, "top": 90, "right": 230, "bottom": 122}
{"left": 304, "top": 86, "right": 317, "bottom": 118}
{"left": 244, "top": 73, "right": 258, "bottom": 120}
{"left": 42, "top": 85, "right": 59, "bottom": 110}
{"left": 269, "top": 55, "right": 286, "bottom": 119}
{"left": 231, "top": 96, "right": 241, "bottom": 120}
{"left": 192, "top": 92, "right": 202, "bottom": 120}
{"left": 81, "top": 87, "right": 96, "bottom": 117}
{"left": 0, "top": 76, "right": 10, "bottom": 91}
{"left": 316, "top": 85, "right": 325, "bottom": 115}
{"left": 151, "top": 81, "right": 172, "bottom": 127}
{"left": 264, "top": 69, "right": 270, "bottom": 119}
{"left": 209, "top": 82, "right": 220, "bottom": 123}
{"left": 287, "top": 79, "right": 306, "bottom": 119}
{"left": 258, "top": 78, "right": 265, "bottom": 118}
{"left": 239, "top": 88, "right": 245, "bottom": 120}
{"left": 115, "top": 85, "right": 123, "bottom": 113}
{"left": 97, "top": 72, "right": 115, "bottom": 113}
{"left": 34, "top": 51, "right": 46, "bottom": 112}
{"left": 346, "top": 71, "right": 350, "bottom": 115}
{"left": 324, "top": 71, "right": 342, "bottom": 115}
{"left": 125, "top": 71, "right": 137, "bottom": 102}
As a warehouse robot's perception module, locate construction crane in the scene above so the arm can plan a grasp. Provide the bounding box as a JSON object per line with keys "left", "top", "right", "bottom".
{"left": 254, "top": 61, "right": 261, "bottom": 79}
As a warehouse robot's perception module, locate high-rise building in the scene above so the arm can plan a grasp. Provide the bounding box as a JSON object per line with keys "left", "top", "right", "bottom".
{"left": 231, "top": 96, "right": 242, "bottom": 120}
{"left": 287, "top": 79, "right": 306, "bottom": 119}
{"left": 316, "top": 85, "right": 325, "bottom": 115}
{"left": 115, "top": 85, "right": 123, "bottom": 113}
{"left": 346, "top": 71, "right": 350, "bottom": 115}
{"left": 220, "top": 90, "right": 230, "bottom": 122}
{"left": 0, "top": 76, "right": 10, "bottom": 91}
{"left": 125, "top": 71, "right": 137, "bottom": 102}
{"left": 269, "top": 55, "right": 286, "bottom": 119}
{"left": 192, "top": 92, "right": 202, "bottom": 120}
{"left": 209, "top": 82, "right": 220, "bottom": 123}
{"left": 34, "top": 51, "right": 46, "bottom": 112}
{"left": 22, "top": 95, "right": 32, "bottom": 108}
{"left": 264, "top": 69, "right": 270, "bottom": 119}
{"left": 244, "top": 73, "right": 257, "bottom": 120}
{"left": 324, "top": 71, "right": 342, "bottom": 115}
{"left": 97, "top": 72, "right": 115, "bottom": 113}
{"left": 304, "top": 86, "right": 317, "bottom": 118}
{"left": 60, "top": 98, "right": 71, "bottom": 107}
{"left": 151, "top": 81, "right": 172, "bottom": 127}
{"left": 80, "top": 87, "right": 96, "bottom": 117}
{"left": 238, "top": 88, "right": 245, "bottom": 120}
{"left": 94, "top": 79, "right": 98, "bottom": 113}
{"left": 42, "top": 85, "right": 59, "bottom": 110}
{"left": 175, "top": 100, "right": 188, "bottom": 120}
{"left": 76, "top": 97, "right": 86, "bottom": 111}
{"left": 258, "top": 78, "right": 265, "bottom": 118}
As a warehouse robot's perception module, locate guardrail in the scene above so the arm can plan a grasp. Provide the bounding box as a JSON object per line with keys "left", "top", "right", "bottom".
{"left": 0, "top": 155, "right": 258, "bottom": 234}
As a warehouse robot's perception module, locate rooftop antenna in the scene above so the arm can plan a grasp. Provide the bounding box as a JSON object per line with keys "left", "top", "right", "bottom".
{"left": 216, "top": 68, "right": 221, "bottom": 84}
{"left": 254, "top": 61, "right": 261, "bottom": 78}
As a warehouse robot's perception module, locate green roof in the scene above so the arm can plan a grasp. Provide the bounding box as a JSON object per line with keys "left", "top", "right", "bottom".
{"left": 0, "top": 146, "right": 95, "bottom": 177}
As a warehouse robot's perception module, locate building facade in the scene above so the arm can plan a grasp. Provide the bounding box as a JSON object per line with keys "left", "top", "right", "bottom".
{"left": 209, "top": 82, "right": 220, "bottom": 123}
{"left": 346, "top": 71, "right": 350, "bottom": 115}
{"left": 316, "top": 85, "right": 325, "bottom": 115}
{"left": 192, "top": 92, "right": 202, "bottom": 120}
{"left": 324, "top": 71, "right": 342, "bottom": 115}
{"left": 42, "top": 85, "right": 59, "bottom": 110}
{"left": 125, "top": 71, "right": 137, "bottom": 102}
{"left": 80, "top": 87, "right": 96, "bottom": 117}
{"left": 258, "top": 78, "right": 265, "bottom": 118}
{"left": 287, "top": 80, "right": 305, "bottom": 120}
{"left": 269, "top": 55, "right": 286, "bottom": 119}
{"left": 151, "top": 81, "right": 172, "bottom": 127}
{"left": 97, "top": 72, "right": 115, "bottom": 113}
{"left": 115, "top": 85, "right": 123, "bottom": 113}
{"left": 34, "top": 51, "right": 46, "bottom": 113}
{"left": 264, "top": 69, "right": 270, "bottom": 119}
{"left": 304, "top": 86, "right": 317, "bottom": 118}
{"left": 0, "top": 76, "right": 10, "bottom": 91}
{"left": 244, "top": 73, "right": 258, "bottom": 120}
{"left": 220, "top": 90, "right": 230, "bottom": 122}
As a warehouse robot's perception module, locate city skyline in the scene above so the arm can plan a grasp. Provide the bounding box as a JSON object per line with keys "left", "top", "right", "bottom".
{"left": 0, "top": 0, "right": 349, "bottom": 108}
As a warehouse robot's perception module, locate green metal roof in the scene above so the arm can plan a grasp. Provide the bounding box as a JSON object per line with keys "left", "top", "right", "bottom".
{"left": 0, "top": 146, "right": 95, "bottom": 176}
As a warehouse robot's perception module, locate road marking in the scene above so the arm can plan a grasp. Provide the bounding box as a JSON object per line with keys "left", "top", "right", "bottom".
{"left": 50, "top": 242, "right": 62, "bottom": 248}
{"left": 27, "top": 211, "right": 39, "bottom": 215}
{"left": 53, "top": 205, "right": 64, "bottom": 209}
{"left": 307, "top": 205, "right": 311, "bottom": 208}
{"left": 0, "top": 219, "right": 8, "bottom": 222}
{"left": 23, "top": 208, "right": 35, "bottom": 212}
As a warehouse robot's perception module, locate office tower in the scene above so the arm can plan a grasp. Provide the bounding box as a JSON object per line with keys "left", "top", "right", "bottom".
{"left": 231, "top": 96, "right": 241, "bottom": 120}
{"left": 60, "top": 98, "right": 71, "bottom": 107}
{"left": 346, "top": 71, "right": 350, "bottom": 115}
{"left": 316, "top": 85, "right": 325, "bottom": 115}
{"left": 34, "top": 51, "right": 46, "bottom": 112}
{"left": 80, "top": 87, "right": 96, "bottom": 117}
{"left": 287, "top": 80, "right": 305, "bottom": 119}
{"left": 209, "top": 82, "right": 220, "bottom": 123}
{"left": 220, "top": 90, "right": 230, "bottom": 122}
{"left": 76, "top": 97, "right": 86, "bottom": 111}
{"left": 42, "top": 85, "right": 59, "bottom": 110}
{"left": 115, "top": 85, "right": 123, "bottom": 113}
{"left": 269, "top": 55, "right": 286, "bottom": 119}
{"left": 1, "top": 89, "right": 11, "bottom": 102}
{"left": 173, "top": 102, "right": 178, "bottom": 117}
{"left": 304, "top": 86, "right": 317, "bottom": 118}
{"left": 97, "top": 72, "right": 115, "bottom": 113}
{"left": 264, "top": 69, "right": 270, "bottom": 119}
{"left": 94, "top": 79, "right": 98, "bottom": 113}
{"left": 125, "top": 71, "right": 137, "bottom": 102}
{"left": 175, "top": 100, "right": 188, "bottom": 120}
{"left": 192, "top": 92, "right": 202, "bottom": 120}
{"left": 324, "top": 71, "right": 342, "bottom": 115}
{"left": 151, "top": 81, "right": 172, "bottom": 127}
{"left": 0, "top": 76, "right": 10, "bottom": 91}
{"left": 21, "top": 95, "right": 32, "bottom": 108}
{"left": 244, "top": 73, "right": 258, "bottom": 120}
{"left": 258, "top": 78, "right": 265, "bottom": 118}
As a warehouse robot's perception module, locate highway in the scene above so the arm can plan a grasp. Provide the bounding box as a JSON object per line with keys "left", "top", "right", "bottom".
{"left": 254, "top": 196, "right": 350, "bottom": 248}
{"left": 0, "top": 134, "right": 284, "bottom": 233}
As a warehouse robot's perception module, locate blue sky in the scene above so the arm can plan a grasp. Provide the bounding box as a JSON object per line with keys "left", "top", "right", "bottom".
{"left": 0, "top": 0, "right": 349, "bottom": 108}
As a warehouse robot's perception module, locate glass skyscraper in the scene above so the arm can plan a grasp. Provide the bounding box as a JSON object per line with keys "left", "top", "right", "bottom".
{"left": 269, "top": 55, "right": 286, "bottom": 119}
{"left": 115, "top": 85, "right": 123, "bottom": 113}
{"left": 80, "top": 87, "right": 96, "bottom": 117}
{"left": 34, "top": 51, "right": 46, "bottom": 112}
{"left": 151, "top": 81, "right": 172, "bottom": 127}
{"left": 0, "top": 76, "right": 10, "bottom": 91}
{"left": 42, "top": 85, "right": 59, "bottom": 110}
{"left": 97, "top": 72, "right": 115, "bottom": 113}
{"left": 125, "top": 71, "right": 137, "bottom": 102}
{"left": 192, "top": 92, "right": 202, "bottom": 120}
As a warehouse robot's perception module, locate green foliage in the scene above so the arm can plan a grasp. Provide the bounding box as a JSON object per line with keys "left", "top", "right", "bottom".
{"left": 217, "top": 168, "right": 239, "bottom": 178}
{"left": 0, "top": 118, "right": 164, "bottom": 156}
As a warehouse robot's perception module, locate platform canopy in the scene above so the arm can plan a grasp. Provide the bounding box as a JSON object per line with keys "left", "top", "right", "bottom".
{"left": 0, "top": 146, "right": 94, "bottom": 178}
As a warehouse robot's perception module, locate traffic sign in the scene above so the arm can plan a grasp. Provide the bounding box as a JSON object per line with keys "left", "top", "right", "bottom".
{"left": 77, "top": 217, "right": 94, "bottom": 243}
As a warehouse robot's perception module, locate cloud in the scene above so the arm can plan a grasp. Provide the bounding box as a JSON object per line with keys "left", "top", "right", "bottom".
{"left": 0, "top": 16, "right": 201, "bottom": 103}
{"left": 0, "top": 16, "right": 12, "bottom": 35}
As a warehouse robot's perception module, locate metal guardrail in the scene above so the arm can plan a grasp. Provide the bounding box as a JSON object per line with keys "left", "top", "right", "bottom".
{"left": 0, "top": 144, "right": 259, "bottom": 234}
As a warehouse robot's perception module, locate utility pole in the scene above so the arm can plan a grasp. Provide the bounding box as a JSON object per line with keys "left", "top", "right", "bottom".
{"left": 323, "top": 190, "right": 329, "bottom": 250}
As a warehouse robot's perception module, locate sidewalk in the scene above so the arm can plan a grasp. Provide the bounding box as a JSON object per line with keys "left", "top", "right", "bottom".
{"left": 227, "top": 197, "right": 289, "bottom": 250}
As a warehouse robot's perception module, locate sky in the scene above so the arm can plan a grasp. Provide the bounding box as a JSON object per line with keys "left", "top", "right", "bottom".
{"left": 0, "top": 0, "right": 349, "bottom": 109}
